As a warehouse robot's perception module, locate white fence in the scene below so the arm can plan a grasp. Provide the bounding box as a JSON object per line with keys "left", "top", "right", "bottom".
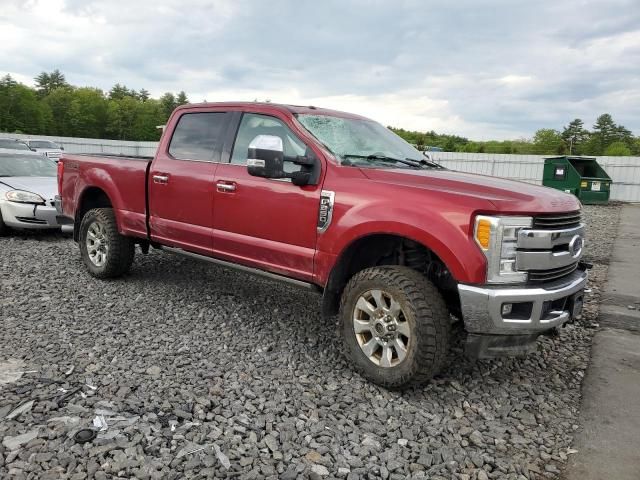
{"left": 429, "top": 152, "right": 640, "bottom": 203}
{"left": 0, "top": 132, "right": 158, "bottom": 157}
{"left": 2, "top": 132, "right": 639, "bottom": 202}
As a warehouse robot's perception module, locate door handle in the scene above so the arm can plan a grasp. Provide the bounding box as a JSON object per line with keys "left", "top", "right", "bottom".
{"left": 153, "top": 174, "right": 169, "bottom": 185}
{"left": 216, "top": 181, "right": 236, "bottom": 193}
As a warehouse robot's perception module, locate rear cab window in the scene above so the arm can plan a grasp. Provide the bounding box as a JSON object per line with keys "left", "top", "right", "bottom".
{"left": 168, "top": 112, "right": 227, "bottom": 162}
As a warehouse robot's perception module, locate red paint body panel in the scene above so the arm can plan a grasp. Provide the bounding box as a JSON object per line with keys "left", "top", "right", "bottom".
{"left": 58, "top": 155, "right": 149, "bottom": 238}
{"left": 147, "top": 156, "right": 217, "bottom": 256}
{"left": 58, "top": 102, "right": 582, "bottom": 290}
{"left": 212, "top": 163, "right": 320, "bottom": 281}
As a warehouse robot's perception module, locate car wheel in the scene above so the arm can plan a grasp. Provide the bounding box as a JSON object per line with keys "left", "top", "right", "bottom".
{"left": 339, "top": 266, "right": 450, "bottom": 389}
{"left": 0, "top": 209, "right": 9, "bottom": 236}
{"left": 79, "top": 208, "right": 134, "bottom": 278}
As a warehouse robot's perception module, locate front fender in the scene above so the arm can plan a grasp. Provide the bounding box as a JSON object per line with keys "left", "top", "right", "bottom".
{"left": 316, "top": 201, "right": 487, "bottom": 285}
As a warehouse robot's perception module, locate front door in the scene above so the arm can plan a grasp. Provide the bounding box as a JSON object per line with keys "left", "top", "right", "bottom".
{"left": 212, "top": 112, "right": 322, "bottom": 281}
{"left": 148, "top": 111, "right": 230, "bottom": 256}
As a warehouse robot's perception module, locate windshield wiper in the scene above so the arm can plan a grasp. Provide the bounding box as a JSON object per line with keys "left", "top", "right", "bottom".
{"left": 342, "top": 154, "right": 428, "bottom": 169}
{"left": 418, "top": 156, "right": 444, "bottom": 169}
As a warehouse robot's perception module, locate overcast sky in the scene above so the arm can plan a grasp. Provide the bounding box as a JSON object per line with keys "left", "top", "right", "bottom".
{"left": 1, "top": 0, "right": 639, "bottom": 139}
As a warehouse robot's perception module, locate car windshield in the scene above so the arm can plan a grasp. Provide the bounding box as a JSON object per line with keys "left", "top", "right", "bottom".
{"left": 29, "top": 140, "right": 60, "bottom": 149}
{"left": 0, "top": 139, "right": 31, "bottom": 151}
{"left": 296, "top": 114, "right": 441, "bottom": 169}
{"left": 0, "top": 154, "right": 57, "bottom": 177}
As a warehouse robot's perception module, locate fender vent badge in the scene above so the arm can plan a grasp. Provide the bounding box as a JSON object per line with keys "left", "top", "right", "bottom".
{"left": 317, "top": 190, "right": 335, "bottom": 233}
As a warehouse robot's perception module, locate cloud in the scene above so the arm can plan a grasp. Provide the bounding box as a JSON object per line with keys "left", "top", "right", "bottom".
{"left": 0, "top": 0, "right": 638, "bottom": 139}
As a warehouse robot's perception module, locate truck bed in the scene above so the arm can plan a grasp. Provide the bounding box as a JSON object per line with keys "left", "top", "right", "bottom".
{"left": 59, "top": 153, "right": 151, "bottom": 239}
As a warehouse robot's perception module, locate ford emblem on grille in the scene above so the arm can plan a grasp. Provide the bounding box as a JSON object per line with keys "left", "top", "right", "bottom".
{"left": 569, "top": 235, "right": 584, "bottom": 258}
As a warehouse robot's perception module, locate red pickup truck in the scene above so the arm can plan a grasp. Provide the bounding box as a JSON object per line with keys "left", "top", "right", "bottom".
{"left": 57, "top": 102, "right": 588, "bottom": 388}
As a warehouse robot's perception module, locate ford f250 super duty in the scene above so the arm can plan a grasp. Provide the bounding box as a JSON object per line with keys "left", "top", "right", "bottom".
{"left": 56, "top": 102, "right": 588, "bottom": 388}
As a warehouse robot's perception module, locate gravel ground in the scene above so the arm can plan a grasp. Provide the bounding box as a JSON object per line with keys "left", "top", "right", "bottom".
{"left": 0, "top": 204, "right": 622, "bottom": 480}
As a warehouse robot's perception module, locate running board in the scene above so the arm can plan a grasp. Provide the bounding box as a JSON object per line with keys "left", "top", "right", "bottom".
{"left": 162, "top": 246, "right": 321, "bottom": 292}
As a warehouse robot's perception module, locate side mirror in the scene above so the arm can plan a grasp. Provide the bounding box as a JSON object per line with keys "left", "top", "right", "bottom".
{"left": 247, "top": 135, "right": 285, "bottom": 179}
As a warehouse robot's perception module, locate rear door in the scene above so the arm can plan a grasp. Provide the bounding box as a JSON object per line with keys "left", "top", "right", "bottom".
{"left": 212, "top": 111, "right": 323, "bottom": 281}
{"left": 148, "top": 109, "right": 231, "bottom": 255}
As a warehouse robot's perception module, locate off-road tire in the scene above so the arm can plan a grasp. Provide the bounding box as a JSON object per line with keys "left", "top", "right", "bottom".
{"left": 79, "top": 208, "right": 134, "bottom": 278}
{"left": 339, "top": 266, "right": 450, "bottom": 389}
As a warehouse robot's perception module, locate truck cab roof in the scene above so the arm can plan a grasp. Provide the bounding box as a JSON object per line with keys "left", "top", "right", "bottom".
{"left": 173, "top": 102, "right": 369, "bottom": 120}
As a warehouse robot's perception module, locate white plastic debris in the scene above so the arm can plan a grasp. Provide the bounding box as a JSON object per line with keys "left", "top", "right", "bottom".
{"left": 214, "top": 444, "right": 231, "bottom": 469}
{"left": 65, "top": 365, "right": 75, "bottom": 376}
{"left": 92, "top": 415, "right": 108, "bottom": 432}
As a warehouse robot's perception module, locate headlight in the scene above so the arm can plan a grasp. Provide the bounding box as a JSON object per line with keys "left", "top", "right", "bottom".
{"left": 474, "top": 215, "right": 532, "bottom": 284}
{"left": 5, "top": 190, "right": 46, "bottom": 204}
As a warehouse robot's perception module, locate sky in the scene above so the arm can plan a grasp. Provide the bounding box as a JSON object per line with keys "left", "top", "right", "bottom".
{"left": 1, "top": 0, "right": 639, "bottom": 139}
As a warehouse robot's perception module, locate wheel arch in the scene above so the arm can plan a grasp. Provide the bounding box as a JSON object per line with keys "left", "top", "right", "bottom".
{"left": 73, "top": 186, "right": 113, "bottom": 241}
{"left": 321, "top": 232, "right": 461, "bottom": 318}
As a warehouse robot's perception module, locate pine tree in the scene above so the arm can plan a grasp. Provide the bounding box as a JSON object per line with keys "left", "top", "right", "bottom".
{"left": 561, "top": 119, "right": 589, "bottom": 154}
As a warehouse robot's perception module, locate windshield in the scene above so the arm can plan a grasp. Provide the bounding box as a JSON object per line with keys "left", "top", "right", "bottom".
{"left": 0, "top": 154, "right": 57, "bottom": 177}
{"left": 296, "top": 114, "right": 436, "bottom": 168}
{"left": 0, "top": 139, "right": 31, "bottom": 151}
{"left": 29, "top": 140, "right": 60, "bottom": 149}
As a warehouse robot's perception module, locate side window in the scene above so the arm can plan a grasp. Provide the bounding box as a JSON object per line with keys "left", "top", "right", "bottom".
{"left": 168, "top": 112, "right": 226, "bottom": 161}
{"left": 230, "top": 113, "right": 307, "bottom": 173}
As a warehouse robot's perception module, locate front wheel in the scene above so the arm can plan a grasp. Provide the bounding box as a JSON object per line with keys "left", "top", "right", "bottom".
{"left": 79, "top": 208, "right": 134, "bottom": 278}
{"left": 339, "top": 266, "right": 450, "bottom": 388}
{"left": 0, "top": 209, "right": 8, "bottom": 236}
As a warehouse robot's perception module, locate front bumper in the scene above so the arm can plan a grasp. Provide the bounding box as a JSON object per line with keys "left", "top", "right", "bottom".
{"left": 0, "top": 199, "right": 70, "bottom": 229}
{"left": 458, "top": 268, "right": 588, "bottom": 336}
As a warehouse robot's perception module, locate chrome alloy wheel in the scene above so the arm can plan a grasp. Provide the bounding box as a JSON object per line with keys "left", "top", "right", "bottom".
{"left": 86, "top": 221, "right": 109, "bottom": 267}
{"left": 352, "top": 289, "right": 410, "bottom": 367}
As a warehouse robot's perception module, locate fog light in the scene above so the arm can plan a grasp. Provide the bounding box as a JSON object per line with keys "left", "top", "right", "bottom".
{"left": 501, "top": 303, "right": 513, "bottom": 316}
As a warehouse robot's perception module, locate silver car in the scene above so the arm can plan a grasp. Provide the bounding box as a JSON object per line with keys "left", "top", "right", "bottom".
{"left": 0, "top": 149, "right": 69, "bottom": 234}
{"left": 22, "top": 139, "right": 64, "bottom": 161}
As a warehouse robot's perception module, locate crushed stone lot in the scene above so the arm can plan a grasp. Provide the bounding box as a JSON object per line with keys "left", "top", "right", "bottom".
{"left": 0, "top": 204, "right": 621, "bottom": 480}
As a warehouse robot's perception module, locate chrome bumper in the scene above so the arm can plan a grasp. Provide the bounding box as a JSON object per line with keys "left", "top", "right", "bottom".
{"left": 458, "top": 269, "right": 588, "bottom": 335}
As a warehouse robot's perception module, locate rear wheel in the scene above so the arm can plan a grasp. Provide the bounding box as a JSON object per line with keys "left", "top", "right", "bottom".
{"left": 79, "top": 208, "right": 134, "bottom": 278}
{"left": 339, "top": 266, "right": 450, "bottom": 388}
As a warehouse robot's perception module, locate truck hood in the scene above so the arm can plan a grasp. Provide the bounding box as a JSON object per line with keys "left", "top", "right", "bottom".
{"left": 0, "top": 176, "right": 58, "bottom": 201}
{"left": 360, "top": 168, "right": 581, "bottom": 213}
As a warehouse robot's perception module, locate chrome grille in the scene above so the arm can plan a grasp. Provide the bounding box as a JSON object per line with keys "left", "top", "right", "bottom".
{"left": 532, "top": 212, "right": 581, "bottom": 230}
{"left": 528, "top": 263, "right": 579, "bottom": 283}
{"left": 518, "top": 211, "right": 584, "bottom": 284}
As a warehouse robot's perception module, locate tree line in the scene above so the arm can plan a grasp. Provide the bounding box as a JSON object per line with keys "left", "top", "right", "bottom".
{"left": 1, "top": 69, "right": 638, "bottom": 155}
{"left": 391, "top": 114, "right": 639, "bottom": 156}
{"left": 0, "top": 70, "right": 189, "bottom": 141}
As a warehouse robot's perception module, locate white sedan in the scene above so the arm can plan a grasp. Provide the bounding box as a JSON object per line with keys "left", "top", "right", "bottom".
{"left": 0, "top": 149, "right": 70, "bottom": 234}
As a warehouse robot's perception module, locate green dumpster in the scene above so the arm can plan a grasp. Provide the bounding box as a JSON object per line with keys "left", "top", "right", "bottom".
{"left": 543, "top": 156, "right": 611, "bottom": 204}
